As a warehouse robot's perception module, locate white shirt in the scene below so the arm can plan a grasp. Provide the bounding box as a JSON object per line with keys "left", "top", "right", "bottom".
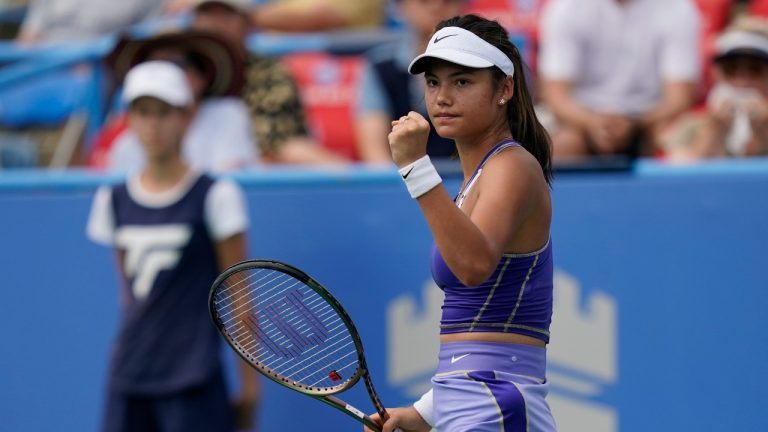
{"left": 108, "top": 97, "right": 258, "bottom": 174}
{"left": 86, "top": 171, "right": 249, "bottom": 246}
{"left": 539, "top": 0, "right": 701, "bottom": 115}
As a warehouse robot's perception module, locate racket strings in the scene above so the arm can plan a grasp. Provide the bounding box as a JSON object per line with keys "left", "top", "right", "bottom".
{"left": 228, "top": 303, "right": 338, "bottom": 360}
{"left": 230, "top": 308, "right": 340, "bottom": 354}
{"left": 218, "top": 271, "right": 298, "bottom": 322}
{"left": 232, "top": 320, "right": 355, "bottom": 377}
{"left": 213, "top": 267, "right": 361, "bottom": 390}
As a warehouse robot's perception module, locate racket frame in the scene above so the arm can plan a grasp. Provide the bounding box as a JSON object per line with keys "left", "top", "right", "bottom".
{"left": 209, "top": 259, "right": 388, "bottom": 431}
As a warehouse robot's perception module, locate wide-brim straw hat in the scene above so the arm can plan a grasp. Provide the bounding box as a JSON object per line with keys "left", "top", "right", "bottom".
{"left": 106, "top": 29, "right": 245, "bottom": 97}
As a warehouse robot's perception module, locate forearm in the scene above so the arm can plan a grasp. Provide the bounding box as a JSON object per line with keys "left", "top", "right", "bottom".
{"left": 757, "top": 128, "right": 768, "bottom": 155}
{"left": 745, "top": 133, "right": 768, "bottom": 156}
{"left": 412, "top": 389, "right": 434, "bottom": 428}
{"left": 273, "top": 137, "right": 348, "bottom": 164}
{"left": 238, "top": 357, "right": 259, "bottom": 400}
{"left": 252, "top": 4, "right": 347, "bottom": 32}
{"left": 640, "top": 82, "right": 696, "bottom": 130}
{"left": 416, "top": 186, "right": 499, "bottom": 286}
{"left": 541, "top": 80, "right": 594, "bottom": 130}
{"left": 747, "top": 106, "right": 768, "bottom": 156}
{"left": 215, "top": 233, "right": 247, "bottom": 272}
{"left": 689, "top": 117, "right": 728, "bottom": 158}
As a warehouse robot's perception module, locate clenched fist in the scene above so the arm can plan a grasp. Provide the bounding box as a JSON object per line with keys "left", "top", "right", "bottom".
{"left": 388, "top": 111, "right": 431, "bottom": 167}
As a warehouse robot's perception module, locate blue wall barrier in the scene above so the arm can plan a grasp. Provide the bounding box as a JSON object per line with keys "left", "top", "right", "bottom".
{"left": 1, "top": 160, "right": 767, "bottom": 431}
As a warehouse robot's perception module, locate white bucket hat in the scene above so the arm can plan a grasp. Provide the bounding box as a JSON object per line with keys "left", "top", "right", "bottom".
{"left": 408, "top": 26, "right": 515, "bottom": 77}
{"left": 122, "top": 61, "right": 194, "bottom": 108}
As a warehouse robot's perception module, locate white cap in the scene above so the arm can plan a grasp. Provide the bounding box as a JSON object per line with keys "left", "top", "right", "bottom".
{"left": 714, "top": 30, "right": 768, "bottom": 62}
{"left": 193, "top": 0, "right": 251, "bottom": 14}
{"left": 122, "top": 61, "right": 194, "bottom": 107}
{"left": 408, "top": 26, "right": 515, "bottom": 77}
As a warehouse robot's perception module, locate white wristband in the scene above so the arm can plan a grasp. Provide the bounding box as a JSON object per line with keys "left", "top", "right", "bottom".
{"left": 398, "top": 155, "right": 442, "bottom": 199}
{"left": 412, "top": 388, "right": 434, "bottom": 427}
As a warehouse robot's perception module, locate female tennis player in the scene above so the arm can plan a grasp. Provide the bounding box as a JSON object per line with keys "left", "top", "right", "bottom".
{"left": 366, "top": 14, "right": 556, "bottom": 432}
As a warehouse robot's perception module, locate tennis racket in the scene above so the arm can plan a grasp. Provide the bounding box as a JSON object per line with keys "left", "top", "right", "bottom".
{"left": 209, "top": 259, "right": 388, "bottom": 431}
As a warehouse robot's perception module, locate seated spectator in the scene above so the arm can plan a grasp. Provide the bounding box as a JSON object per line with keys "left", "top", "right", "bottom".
{"left": 354, "top": 0, "right": 466, "bottom": 164}
{"left": 537, "top": 0, "right": 701, "bottom": 162}
{"left": 92, "top": 29, "right": 258, "bottom": 173}
{"left": 663, "top": 16, "right": 768, "bottom": 159}
{"left": 16, "top": 0, "right": 166, "bottom": 43}
{"left": 191, "top": 0, "right": 348, "bottom": 163}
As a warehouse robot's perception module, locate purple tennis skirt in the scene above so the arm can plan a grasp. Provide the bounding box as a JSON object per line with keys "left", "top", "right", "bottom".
{"left": 431, "top": 341, "right": 557, "bottom": 431}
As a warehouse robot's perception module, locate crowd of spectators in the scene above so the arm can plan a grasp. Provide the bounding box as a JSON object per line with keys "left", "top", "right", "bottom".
{"left": 1, "top": 0, "right": 767, "bottom": 170}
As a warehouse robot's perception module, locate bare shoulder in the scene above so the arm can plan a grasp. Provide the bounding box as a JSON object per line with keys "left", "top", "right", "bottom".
{"left": 483, "top": 145, "right": 547, "bottom": 187}
{"left": 468, "top": 145, "right": 551, "bottom": 221}
{"left": 470, "top": 145, "right": 551, "bottom": 250}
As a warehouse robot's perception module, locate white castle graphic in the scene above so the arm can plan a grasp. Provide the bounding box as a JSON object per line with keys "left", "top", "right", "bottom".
{"left": 387, "top": 269, "right": 619, "bottom": 431}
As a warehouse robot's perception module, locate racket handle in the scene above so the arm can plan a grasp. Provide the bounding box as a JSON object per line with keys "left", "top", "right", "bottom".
{"left": 323, "top": 395, "right": 383, "bottom": 432}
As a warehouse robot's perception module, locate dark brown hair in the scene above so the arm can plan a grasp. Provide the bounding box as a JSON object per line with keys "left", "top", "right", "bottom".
{"left": 436, "top": 14, "right": 552, "bottom": 185}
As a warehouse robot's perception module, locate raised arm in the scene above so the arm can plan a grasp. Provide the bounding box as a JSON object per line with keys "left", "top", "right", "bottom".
{"left": 389, "top": 111, "right": 547, "bottom": 286}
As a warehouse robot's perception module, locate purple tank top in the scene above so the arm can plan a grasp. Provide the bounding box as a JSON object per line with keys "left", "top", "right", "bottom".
{"left": 430, "top": 140, "right": 554, "bottom": 342}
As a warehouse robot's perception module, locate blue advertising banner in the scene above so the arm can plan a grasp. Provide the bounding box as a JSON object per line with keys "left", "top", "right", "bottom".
{"left": 0, "top": 161, "right": 766, "bottom": 431}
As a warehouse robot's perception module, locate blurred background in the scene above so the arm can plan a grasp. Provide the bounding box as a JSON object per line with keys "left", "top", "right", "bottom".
{"left": 1, "top": 0, "right": 767, "bottom": 431}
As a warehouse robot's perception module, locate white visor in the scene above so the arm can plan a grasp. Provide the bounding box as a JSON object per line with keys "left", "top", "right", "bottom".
{"left": 408, "top": 26, "right": 515, "bottom": 77}
{"left": 714, "top": 30, "right": 768, "bottom": 61}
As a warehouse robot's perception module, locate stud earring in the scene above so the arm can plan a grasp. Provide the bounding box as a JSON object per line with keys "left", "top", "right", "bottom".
{"left": 498, "top": 98, "right": 506, "bottom": 105}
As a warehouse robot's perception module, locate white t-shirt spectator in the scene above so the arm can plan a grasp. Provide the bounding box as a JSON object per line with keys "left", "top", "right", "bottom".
{"left": 539, "top": 0, "right": 701, "bottom": 115}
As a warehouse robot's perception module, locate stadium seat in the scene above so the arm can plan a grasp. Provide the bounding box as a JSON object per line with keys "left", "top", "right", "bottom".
{"left": 0, "top": 67, "right": 91, "bottom": 127}
{"left": 695, "top": 0, "right": 734, "bottom": 34}
{"left": 281, "top": 51, "right": 364, "bottom": 161}
{"left": 749, "top": 0, "right": 768, "bottom": 17}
